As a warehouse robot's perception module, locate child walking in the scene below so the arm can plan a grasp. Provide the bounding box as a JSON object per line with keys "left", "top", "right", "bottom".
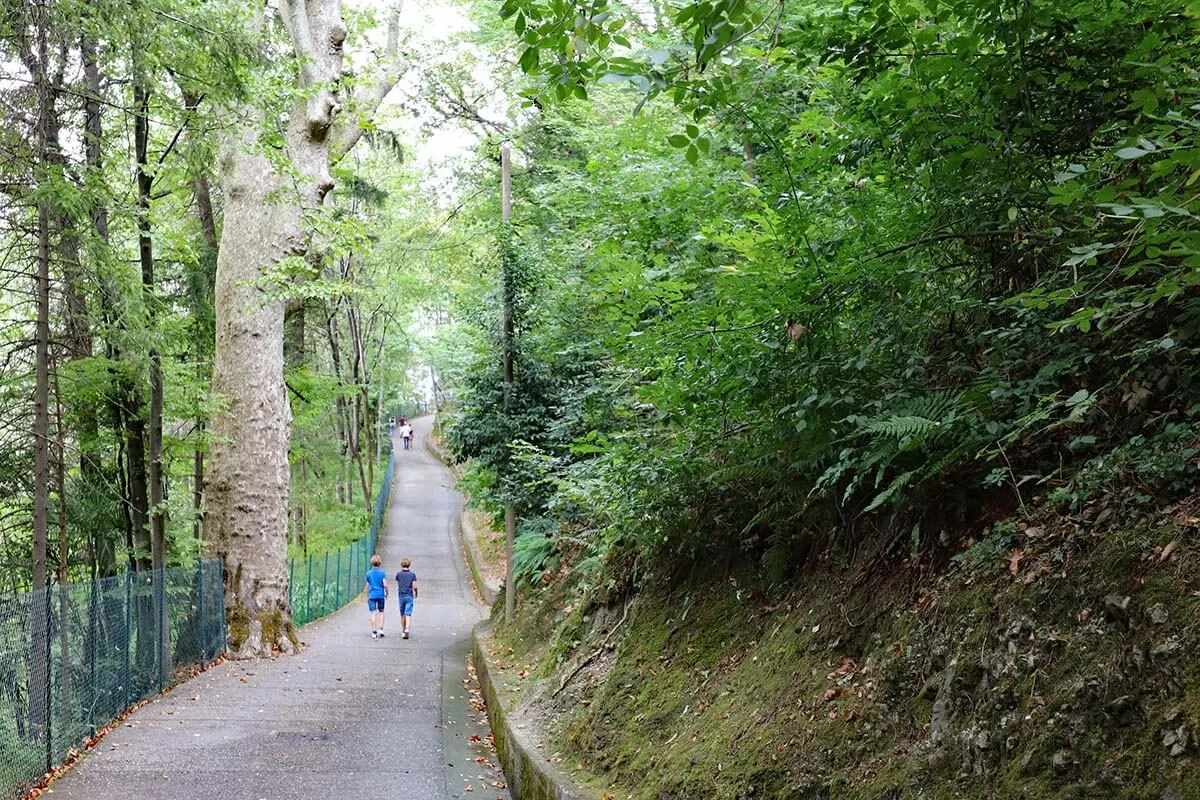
{"left": 364, "top": 554, "right": 388, "bottom": 639}
{"left": 394, "top": 558, "right": 418, "bottom": 638}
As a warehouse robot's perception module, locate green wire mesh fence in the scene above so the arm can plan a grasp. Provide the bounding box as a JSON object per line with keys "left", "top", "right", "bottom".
{"left": 0, "top": 452, "right": 395, "bottom": 799}
{"left": 289, "top": 451, "right": 395, "bottom": 626}
{"left": 0, "top": 560, "right": 225, "bottom": 800}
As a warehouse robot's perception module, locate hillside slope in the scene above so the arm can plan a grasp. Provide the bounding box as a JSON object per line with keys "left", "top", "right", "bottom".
{"left": 479, "top": 499, "right": 1200, "bottom": 799}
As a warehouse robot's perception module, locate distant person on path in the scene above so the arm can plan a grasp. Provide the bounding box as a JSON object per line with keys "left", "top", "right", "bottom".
{"left": 400, "top": 420, "right": 414, "bottom": 450}
{"left": 394, "top": 559, "right": 418, "bottom": 638}
{"left": 365, "top": 554, "right": 388, "bottom": 639}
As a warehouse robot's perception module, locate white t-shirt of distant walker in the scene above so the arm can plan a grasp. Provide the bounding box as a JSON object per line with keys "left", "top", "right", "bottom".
{"left": 400, "top": 424, "right": 413, "bottom": 439}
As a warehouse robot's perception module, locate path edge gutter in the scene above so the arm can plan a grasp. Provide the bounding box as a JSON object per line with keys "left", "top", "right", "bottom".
{"left": 472, "top": 624, "right": 606, "bottom": 800}
{"left": 425, "top": 420, "right": 501, "bottom": 606}
{"left": 458, "top": 511, "right": 499, "bottom": 606}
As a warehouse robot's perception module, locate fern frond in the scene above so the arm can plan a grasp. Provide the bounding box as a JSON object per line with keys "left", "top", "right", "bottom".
{"left": 853, "top": 389, "right": 964, "bottom": 446}
{"left": 859, "top": 414, "right": 941, "bottom": 440}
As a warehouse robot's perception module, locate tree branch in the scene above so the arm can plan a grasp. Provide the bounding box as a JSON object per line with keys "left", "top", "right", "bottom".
{"left": 330, "top": 2, "right": 405, "bottom": 164}
{"left": 866, "top": 229, "right": 1046, "bottom": 262}
{"left": 280, "top": 0, "right": 318, "bottom": 90}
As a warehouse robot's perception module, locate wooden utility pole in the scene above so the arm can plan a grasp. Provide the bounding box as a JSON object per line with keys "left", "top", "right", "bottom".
{"left": 501, "top": 143, "right": 516, "bottom": 624}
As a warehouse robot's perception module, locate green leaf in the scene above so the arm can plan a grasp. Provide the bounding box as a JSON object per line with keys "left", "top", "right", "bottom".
{"left": 667, "top": 134, "right": 690, "bottom": 148}
{"left": 1115, "top": 146, "right": 1149, "bottom": 160}
{"left": 1066, "top": 389, "right": 1090, "bottom": 406}
{"left": 685, "top": 144, "right": 699, "bottom": 165}
{"left": 518, "top": 46, "right": 540, "bottom": 73}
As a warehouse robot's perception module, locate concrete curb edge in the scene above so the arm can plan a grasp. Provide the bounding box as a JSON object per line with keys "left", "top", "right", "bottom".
{"left": 458, "top": 511, "right": 499, "bottom": 607}
{"left": 423, "top": 426, "right": 501, "bottom": 607}
{"left": 472, "top": 624, "right": 605, "bottom": 800}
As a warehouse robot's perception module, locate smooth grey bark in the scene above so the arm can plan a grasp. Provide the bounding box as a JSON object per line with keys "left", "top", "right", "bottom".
{"left": 205, "top": 0, "right": 402, "bottom": 657}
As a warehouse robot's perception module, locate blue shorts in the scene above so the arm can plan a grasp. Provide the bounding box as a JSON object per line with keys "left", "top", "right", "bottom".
{"left": 368, "top": 597, "right": 385, "bottom": 612}
{"left": 398, "top": 595, "right": 414, "bottom": 615}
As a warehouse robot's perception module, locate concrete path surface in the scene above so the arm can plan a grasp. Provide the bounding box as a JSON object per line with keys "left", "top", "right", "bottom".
{"left": 47, "top": 416, "right": 511, "bottom": 800}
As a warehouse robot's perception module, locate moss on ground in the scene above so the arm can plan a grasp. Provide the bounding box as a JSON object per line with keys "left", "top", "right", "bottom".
{"left": 493, "top": 510, "right": 1200, "bottom": 799}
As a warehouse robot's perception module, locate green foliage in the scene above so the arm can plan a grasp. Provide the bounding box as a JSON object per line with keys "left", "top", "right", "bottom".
{"left": 512, "top": 518, "right": 559, "bottom": 589}
{"left": 416, "top": 0, "right": 1199, "bottom": 594}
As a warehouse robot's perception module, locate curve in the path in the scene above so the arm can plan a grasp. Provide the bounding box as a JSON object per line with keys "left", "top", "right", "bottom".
{"left": 46, "top": 415, "right": 510, "bottom": 800}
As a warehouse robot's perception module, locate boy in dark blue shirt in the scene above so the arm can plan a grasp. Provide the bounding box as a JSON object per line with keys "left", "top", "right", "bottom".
{"left": 364, "top": 554, "right": 388, "bottom": 639}
{"left": 394, "top": 559, "right": 418, "bottom": 639}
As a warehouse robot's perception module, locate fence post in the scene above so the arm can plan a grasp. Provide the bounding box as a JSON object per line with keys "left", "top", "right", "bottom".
{"left": 217, "top": 560, "right": 226, "bottom": 657}
{"left": 288, "top": 557, "right": 294, "bottom": 622}
{"left": 123, "top": 571, "right": 132, "bottom": 709}
{"left": 156, "top": 568, "right": 164, "bottom": 691}
{"left": 335, "top": 549, "right": 342, "bottom": 609}
{"left": 306, "top": 554, "right": 313, "bottom": 625}
{"left": 89, "top": 576, "right": 98, "bottom": 732}
{"left": 44, "top": 586, "right": 52, "bottom": 772}
{"left": 321, "top": 552, "right": 329, "bottom": 618}
{"left": 197, "top": 562, "right": 206, "bottom": 669}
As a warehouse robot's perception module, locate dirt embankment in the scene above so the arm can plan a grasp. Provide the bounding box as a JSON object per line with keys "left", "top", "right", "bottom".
{"left": 479, "top": 500, "right": 1200, "bottom": 799}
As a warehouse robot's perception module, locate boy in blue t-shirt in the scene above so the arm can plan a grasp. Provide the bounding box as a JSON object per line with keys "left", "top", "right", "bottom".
{"left": 364, "top": 554, "right": 388, "bottom": 639}
{"left": 394, "top": 559, "right": 418, "bottom": 639}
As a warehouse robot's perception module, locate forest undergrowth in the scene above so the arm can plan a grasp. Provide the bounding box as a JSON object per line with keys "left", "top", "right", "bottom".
{"left": 442, "top": 3, "right": 1200, "bottom": 793}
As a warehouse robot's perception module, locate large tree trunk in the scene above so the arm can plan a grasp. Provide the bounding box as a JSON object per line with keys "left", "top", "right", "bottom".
{"left": 205, "top": 0, "right": 402, "bottom": 658}
{"left": 31, "top": 144, "right": 52, "bottom": 744}
{"left": 206, "top": 128, "right": 301, "bottom": 657}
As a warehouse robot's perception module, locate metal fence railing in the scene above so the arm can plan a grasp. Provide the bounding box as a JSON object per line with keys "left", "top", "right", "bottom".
{"left": 0, "top": 452, "right": 395, "bottom": 799}
{"left": 0, "top": 560, "right": 225, "bottom": 800}
{"left": 289, "top": 450, "right": 395, "bottom": 626}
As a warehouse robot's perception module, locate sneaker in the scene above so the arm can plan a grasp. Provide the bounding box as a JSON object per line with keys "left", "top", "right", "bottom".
{"left": 371, "top": 631, "right": 378, "bottom": 639}
{"left": 378, "top": 631, "right": 385, "bottom": 638}
{"left": 402, "top": 630, "right": 409, "bottom": 639}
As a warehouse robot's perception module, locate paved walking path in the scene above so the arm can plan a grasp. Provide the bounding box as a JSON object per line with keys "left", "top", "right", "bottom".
{"left": 48, "top": 416, "right": 510, "bottom": 800}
